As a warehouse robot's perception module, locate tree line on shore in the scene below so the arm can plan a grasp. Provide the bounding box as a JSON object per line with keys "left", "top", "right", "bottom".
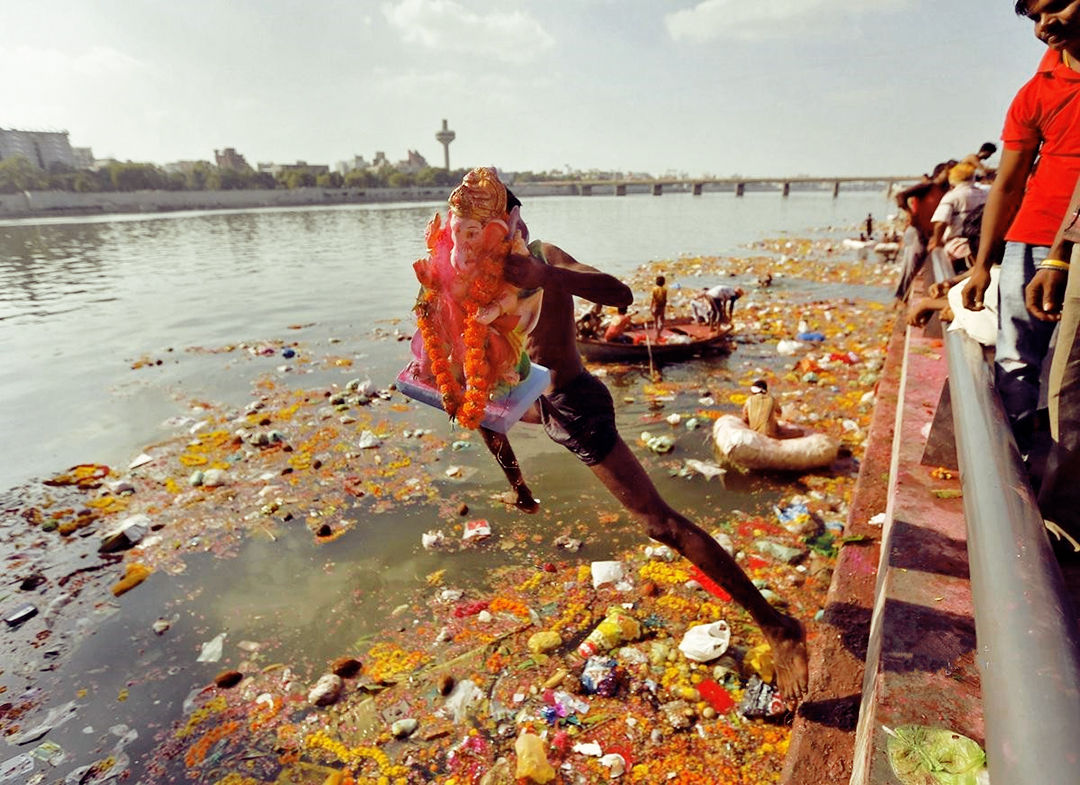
{"left": 0, "top": 155, "right": 575, "bottom": 194}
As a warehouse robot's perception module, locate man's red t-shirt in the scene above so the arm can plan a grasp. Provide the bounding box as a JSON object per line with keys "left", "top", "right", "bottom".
{"left": 1002, "top": 47, "right": 1080, "bottom": 246}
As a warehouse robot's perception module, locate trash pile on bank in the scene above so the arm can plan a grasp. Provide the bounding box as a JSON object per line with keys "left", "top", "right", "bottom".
{"left": 141, "top": 500, "right": 840, "bottom": 785}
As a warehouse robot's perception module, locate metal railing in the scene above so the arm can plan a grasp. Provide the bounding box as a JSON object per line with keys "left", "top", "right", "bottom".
{"left": 932, "top": 250, "right": 1080, "bottom": 784}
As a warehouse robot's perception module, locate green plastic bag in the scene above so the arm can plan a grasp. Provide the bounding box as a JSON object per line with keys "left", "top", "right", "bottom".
{"left": 885, "top": 725, "right": 987, "bottom": 785}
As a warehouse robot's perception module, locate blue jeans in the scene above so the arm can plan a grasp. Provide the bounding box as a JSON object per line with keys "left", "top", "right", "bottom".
{"left": 995, "top": 242, "right": 1056, "bottom": 453}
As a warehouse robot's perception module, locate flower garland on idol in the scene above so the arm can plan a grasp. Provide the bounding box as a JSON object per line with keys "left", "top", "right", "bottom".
{"left": 411, "top": 168, "right": 531, "bottom": 430}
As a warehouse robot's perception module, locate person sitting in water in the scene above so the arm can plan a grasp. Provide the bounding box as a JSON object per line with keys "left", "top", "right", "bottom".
{"left": 603, "top": 305, "right": 634, "bottom": 343}
{"left": 742, "top": 379, "right": 783, "bottom": 438}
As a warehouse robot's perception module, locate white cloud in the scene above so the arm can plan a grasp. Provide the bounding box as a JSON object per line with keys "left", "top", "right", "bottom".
{"left": 0, "top": 44, "right": 142, "bottom": 84}
{"left": 0, "top": 45, "right": 148, "bottom": 129}
{"left": 665, "top": 0, "right": 910, "bottom": 43}
{"left": 381, "top": 0, "right": 554, "bottom": 62}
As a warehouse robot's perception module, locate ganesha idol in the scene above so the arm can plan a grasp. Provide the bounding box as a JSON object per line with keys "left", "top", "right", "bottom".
{"left": 400, "top": 167, "right": 547, "bottom": 431}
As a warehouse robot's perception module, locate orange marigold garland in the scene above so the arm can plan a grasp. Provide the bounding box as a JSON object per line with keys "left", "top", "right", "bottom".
{"left": 412, "top": 215, "right": 513, "bottom": 429}
{"left": 414, "top": 289, "right": 464, "bottom": 419}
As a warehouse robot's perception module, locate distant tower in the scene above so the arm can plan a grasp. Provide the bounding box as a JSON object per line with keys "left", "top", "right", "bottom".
{"left": 435, "top": 119, "right": 456, "bottom": 171}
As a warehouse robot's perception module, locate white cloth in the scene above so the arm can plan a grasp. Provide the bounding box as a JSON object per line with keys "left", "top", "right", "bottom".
{"left": 930, "top": 183, "right": 987, "bottom": 242}
{"left": 947, "top": 266, "right": 999, "bottom": 347}
{"left": 705, "top": 285, "right": 739, "bottom": 301}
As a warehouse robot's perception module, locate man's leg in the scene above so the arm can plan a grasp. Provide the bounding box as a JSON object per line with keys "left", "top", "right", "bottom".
{"left": 711, "top": 297, "right": 724, "bottom": 327}
{"left": 479, "top": 427, "right": 539, "bottom": 513}
{"left": 1038, "top": 257, "right": 1080, "bottom": 558}
{"left": 995, "top": 243, "right": 1056, "bottom": 458}
{"left": 894, "top": 225, "right": 926, "bottom": 302}
{"left": 589, "top": 437, "right": 808, "bottom": 701}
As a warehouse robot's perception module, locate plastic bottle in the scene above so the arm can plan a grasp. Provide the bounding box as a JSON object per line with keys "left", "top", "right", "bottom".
{"left": 576, "top": 606, "right": 642, "bottom": 658}
{"left": 514, "top": 731, "right": 555, "bottom": 783}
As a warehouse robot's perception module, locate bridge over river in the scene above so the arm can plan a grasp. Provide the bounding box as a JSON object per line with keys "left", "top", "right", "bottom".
{"left": 516, "top": 175, "right": 923, "bottom": 198}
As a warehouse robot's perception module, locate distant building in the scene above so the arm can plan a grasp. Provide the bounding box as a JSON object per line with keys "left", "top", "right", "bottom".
{"left": 214, "top": 147, "right": 252, "bottom": 172}
{"left": 164, "top": 160, "right": 210, "bottom": 175}
{"left": 0, "top": 127, "right": 75, "bottom": 169}
{"left": 370, "top": 151, "right": 390, "bottom": 170}
{"left": 257, "top": 160, "right": 329, "bottom": 177}
{"left": 397, "top": 149, "right": 429, "bottom": 174}
{"left": 71, "top": 147, "right": 95, "bottom": 170}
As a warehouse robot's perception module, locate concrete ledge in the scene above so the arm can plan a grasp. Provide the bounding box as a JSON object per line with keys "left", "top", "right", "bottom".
{"left": 781, "top": 312, "right": 905, "bottom": 785}
{"left": 849, "top": 330, "right": 982, "bottom": 784}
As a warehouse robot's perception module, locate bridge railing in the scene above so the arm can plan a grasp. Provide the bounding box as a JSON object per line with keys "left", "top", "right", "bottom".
{"left": 931, "top": 249, "right": 1080, "bottom": 785}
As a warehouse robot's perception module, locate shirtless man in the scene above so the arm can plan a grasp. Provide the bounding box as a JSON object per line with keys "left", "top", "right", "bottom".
{"left": 478, "top": 224, "right": 809, "bottom": 704}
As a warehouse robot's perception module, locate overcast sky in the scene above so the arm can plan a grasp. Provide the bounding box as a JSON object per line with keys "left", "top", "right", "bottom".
{"left": 1, "top": 0, "right": 1048, "bottom": 177}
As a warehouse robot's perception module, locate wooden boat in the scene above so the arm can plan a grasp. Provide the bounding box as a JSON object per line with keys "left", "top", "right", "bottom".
{"left": 577, "top": 318, "right": 732, "bottom": 363}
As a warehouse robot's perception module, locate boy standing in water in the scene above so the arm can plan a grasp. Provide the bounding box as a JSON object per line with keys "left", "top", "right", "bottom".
{"left": 473, "top": 179, "right": 809, "bottom": 703}
{"left": 649, "top": 275, "right": 668, "bottom": 340}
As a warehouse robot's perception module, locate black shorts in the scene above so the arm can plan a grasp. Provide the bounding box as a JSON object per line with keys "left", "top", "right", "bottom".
{"left": 538, "top": 371, "right": 619, "bottom": 466}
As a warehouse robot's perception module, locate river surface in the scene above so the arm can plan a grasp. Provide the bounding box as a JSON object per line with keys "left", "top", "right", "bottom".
{"left": 0, "top": 191, "right": 892, "bottom": 783}
{"left": 0, "top": 191, "right": 889, "bottom": 492}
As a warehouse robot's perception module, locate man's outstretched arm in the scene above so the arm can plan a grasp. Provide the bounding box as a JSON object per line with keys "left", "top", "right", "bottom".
{"left": 504, "top": 244, "right": 633, "bottom": 307}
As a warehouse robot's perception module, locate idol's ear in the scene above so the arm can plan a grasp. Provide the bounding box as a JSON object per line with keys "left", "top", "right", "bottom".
{"left": 479, "top": 219, "right": 508, "bottom": 249}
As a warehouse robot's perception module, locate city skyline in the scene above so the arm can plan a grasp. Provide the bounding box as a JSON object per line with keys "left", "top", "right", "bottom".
{"left": 1, "top": 1, "right": 1049, "bottom": 177}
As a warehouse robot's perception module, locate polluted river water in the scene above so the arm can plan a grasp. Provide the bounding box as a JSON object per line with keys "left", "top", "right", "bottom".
{"left": 0, "top": 191, "right": 898, "bottom": 784}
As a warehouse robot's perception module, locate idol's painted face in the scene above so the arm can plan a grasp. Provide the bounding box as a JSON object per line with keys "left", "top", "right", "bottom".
{"left": 1023, "top": 0, "right": 1080, "bottom": 50}
{"left": 449, "top": 214, "right": 484, "bottom": 271}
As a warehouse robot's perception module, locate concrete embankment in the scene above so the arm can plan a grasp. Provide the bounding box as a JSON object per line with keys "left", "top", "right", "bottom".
{"left": 782, "top": 307, "right": 984, "bottom": 785}
{"left": 0, "top": 183, "right": 579, "bottom": 219}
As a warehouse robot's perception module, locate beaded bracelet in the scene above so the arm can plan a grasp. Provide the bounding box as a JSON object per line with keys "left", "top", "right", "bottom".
{"left": 1038, "top": 259, "right": 1071, "bottom": 272}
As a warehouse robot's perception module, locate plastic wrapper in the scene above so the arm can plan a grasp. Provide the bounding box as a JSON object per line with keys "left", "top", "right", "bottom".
{"left": 578, "top": 606, "right": 641, "bottom": 658}
{"left": 580, "top": 656, "right": 621, "bottom": 697}
{"left": 589, "top": 561, "right": 625, "bottom": 589}
{"left": 739, "top": 675, "right": 786, "bottom": 719}
{"left": 884, "top": 725, "right": 986, "bottom": 785}
{"left": 514, "top": 731, "right": 555, "bottom": 783}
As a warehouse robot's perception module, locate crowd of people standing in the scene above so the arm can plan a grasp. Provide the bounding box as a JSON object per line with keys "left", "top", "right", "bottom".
{"left": 895, "top": 0, "right": 1080, "bottom": 563}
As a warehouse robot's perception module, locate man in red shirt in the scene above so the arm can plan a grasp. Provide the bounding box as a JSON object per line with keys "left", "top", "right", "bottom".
{"left": 963, "top": 0, "right": 1080, "bottom": 461}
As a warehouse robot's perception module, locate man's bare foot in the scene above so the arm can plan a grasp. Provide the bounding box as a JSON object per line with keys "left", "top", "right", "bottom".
{"left": 765, "top": 614, "right": 809, "bottom": 706}
{"left": 499, "top": 486, "right": 540, "bottom": 514}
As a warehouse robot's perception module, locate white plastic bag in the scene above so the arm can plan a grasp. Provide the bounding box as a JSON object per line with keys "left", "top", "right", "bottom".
{"left": 678, "top": 621, "right": 731, "bottom": 662}
{"left": 590, "top": 561, "right": 624, "bottom": 589}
